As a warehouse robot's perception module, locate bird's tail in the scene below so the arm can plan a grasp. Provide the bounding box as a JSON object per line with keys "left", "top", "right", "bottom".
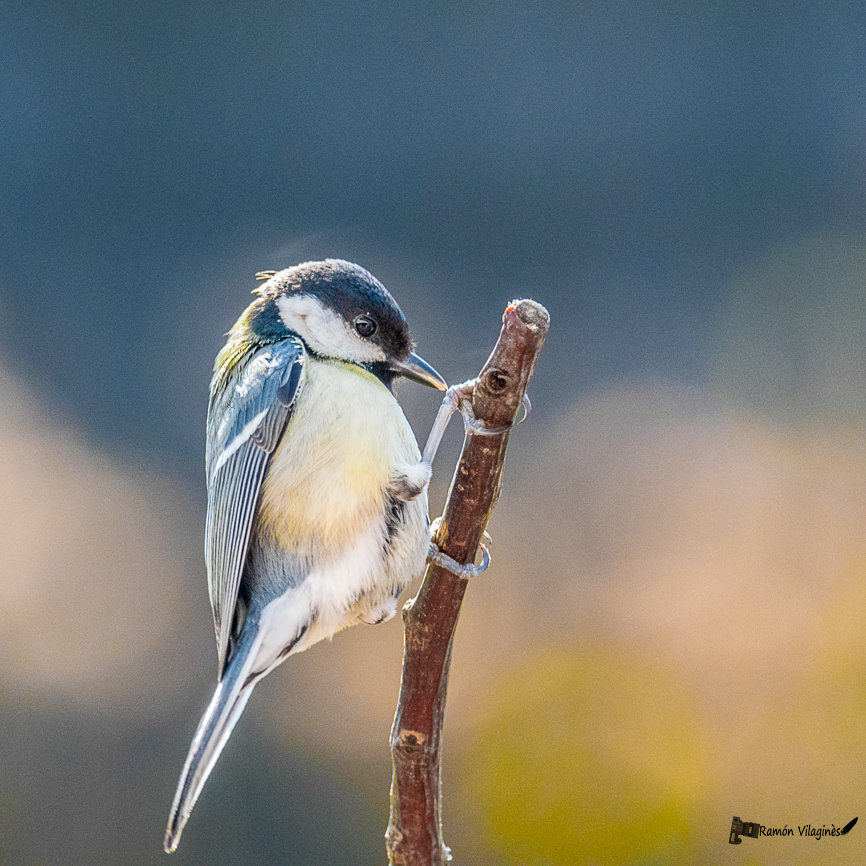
{"left": 164, "top": 623, "right": 262, "bottom": 853}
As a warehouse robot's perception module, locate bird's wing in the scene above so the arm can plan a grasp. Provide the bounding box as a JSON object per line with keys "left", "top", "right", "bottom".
{"left": 205, "top": 336, "right": 305, "bottom": 677}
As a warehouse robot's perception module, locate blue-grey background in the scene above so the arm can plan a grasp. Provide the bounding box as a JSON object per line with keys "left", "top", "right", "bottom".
{"left": 3, "top": 2, "right": 866, "bottom": 863}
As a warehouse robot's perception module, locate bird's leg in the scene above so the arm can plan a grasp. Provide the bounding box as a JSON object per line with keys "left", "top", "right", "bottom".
{"left": 424, "top": 383, "right": 531, "bottom": 577}
{"left": 421, "top": 382, "right": 471, "bottom": 465}
{"left": 389, "top": 383, "right": 471, "bottom": 502}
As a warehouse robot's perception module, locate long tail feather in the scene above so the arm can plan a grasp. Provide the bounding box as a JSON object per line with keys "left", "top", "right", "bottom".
{"left": 164, "top": 625, "right": 262, "bottom": 853}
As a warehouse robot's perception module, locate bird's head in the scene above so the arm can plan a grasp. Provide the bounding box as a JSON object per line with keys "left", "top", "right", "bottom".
{"left": 243, "top": 259, "right": 446, "bottom": 390}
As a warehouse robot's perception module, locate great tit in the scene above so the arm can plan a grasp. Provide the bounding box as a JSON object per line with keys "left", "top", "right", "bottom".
{"left": 164, "top": 259, "right": 446, "bottom": 853}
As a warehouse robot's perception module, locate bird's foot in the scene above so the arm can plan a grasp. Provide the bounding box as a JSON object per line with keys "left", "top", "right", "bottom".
{"left": 427, "top": 518, "right": 492, "bottom": 579}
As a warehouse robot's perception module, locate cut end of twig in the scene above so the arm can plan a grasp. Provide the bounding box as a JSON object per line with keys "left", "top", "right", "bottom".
{"left": 507, "top": 299, "right": 550, "bottom": 335}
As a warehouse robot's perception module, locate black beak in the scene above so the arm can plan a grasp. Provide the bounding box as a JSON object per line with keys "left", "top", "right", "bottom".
{"left": 390, "top": 352, "right": 447, "bottom": 390}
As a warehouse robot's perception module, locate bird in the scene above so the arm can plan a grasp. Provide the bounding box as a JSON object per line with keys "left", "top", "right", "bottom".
{"left": 164, "top": 259, "right": 446, "bottom": 853}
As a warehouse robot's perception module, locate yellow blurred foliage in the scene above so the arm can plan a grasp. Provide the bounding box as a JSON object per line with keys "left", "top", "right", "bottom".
{"left": 453, "top": 642, "right": 708, "bottom": 863}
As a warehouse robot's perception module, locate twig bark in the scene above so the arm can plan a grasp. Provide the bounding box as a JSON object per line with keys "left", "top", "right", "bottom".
{"left": 386, "top": 299, "right": 550, "bottom": 865}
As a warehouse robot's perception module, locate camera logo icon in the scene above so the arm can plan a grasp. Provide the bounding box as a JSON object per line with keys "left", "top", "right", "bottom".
{"left": 729, "top": 816, "right": 762, "bottom": 844}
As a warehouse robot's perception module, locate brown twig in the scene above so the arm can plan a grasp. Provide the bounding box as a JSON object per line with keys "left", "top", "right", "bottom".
{"left": 386, "top": 299, "right": 550, "bottom": 865}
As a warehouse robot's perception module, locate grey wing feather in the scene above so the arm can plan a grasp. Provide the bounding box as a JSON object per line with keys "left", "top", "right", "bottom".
{"left": 205, "top": 337, "right": 305, "bottom": 677}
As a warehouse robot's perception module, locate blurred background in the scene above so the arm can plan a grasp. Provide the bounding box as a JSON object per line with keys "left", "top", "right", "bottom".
{"left": 3, "top": 2, "right": 866, "bottom": 863}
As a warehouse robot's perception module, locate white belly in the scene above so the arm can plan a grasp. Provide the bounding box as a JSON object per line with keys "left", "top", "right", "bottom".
{"left": 252, "top": 355, "right": 429, "bottom": 664}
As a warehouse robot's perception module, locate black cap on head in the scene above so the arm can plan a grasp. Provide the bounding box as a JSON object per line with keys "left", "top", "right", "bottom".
{"left": 265, "top": 259, "right": 412, "bottom": 361}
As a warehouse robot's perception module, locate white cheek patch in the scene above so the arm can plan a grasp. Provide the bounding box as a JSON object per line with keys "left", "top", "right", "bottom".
{"left": 276, "top": 294, "right": 387, "bottom": 364}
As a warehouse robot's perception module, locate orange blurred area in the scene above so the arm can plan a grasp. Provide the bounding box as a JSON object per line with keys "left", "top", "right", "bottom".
{"left": 0, "top": 365, "right": 203, "bottom": 708}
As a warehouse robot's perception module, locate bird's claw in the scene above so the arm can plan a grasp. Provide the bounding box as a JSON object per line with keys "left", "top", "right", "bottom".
{"left": 427, "top": 518, "right": 492, "bottom": 579}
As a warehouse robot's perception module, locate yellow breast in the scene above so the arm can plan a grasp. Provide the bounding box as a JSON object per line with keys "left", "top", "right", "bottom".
{"left": 256, "top": 357, "right": 419, "bottom": 557}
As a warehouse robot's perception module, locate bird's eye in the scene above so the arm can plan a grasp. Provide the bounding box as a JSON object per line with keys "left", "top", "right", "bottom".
{"left": 353, "top": 315, "right": 377, "bottom": 338}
